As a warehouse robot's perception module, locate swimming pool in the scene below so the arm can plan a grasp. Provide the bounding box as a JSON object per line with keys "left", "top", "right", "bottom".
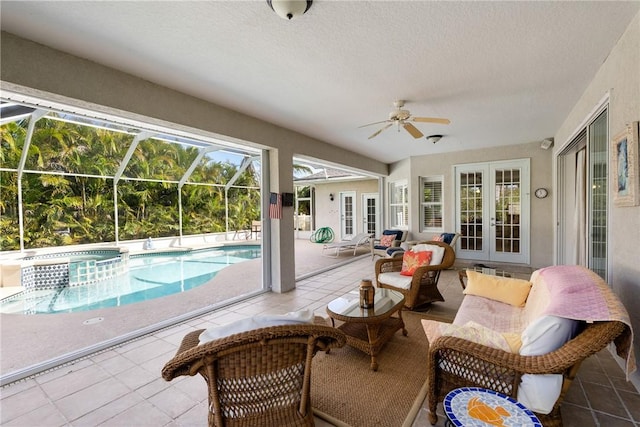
{"left": 0, "top": 246, "right": 260, "bottom": 314}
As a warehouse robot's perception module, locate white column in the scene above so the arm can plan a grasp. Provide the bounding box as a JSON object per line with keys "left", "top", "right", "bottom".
{"left": 269, "top": 148, "right": 296, "bottom": 293}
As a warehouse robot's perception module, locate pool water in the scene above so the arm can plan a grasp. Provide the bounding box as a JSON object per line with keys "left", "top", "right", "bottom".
{"left": 0, "top": 246, "right": 260, "bottom": 314}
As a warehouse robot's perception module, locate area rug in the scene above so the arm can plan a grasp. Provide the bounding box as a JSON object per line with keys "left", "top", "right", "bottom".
{"left": 311, "top": 311, "right": 449, "bottom": 427}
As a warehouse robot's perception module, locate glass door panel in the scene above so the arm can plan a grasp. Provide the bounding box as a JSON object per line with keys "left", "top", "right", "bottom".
{"left": 491, "top": 164, "right": 527, "bottom": 262}
{"left": 363, "top": 193, "right": 379, "bottom": 237}
{"left": 340, "top": 191, "right": 356, "bottom": 239}
{"left": 588, "top": 110, "right": 608, "bottom": 279}
{"left": 459, "top": 171, "right": 484, "bottom": 252}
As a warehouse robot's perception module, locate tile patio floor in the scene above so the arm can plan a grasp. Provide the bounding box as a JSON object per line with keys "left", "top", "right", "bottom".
{"left": 1, "top": 255, "right": 638, "bottom": 426}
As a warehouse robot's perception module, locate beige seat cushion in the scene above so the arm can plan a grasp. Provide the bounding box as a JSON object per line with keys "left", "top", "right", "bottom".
{"left": 422, "top": 319, "right": 514, "bottom": 352}
{"left": 453, "top": 295, "right": 527, "bottom": 334}
{"left": 377, "top": 272, "right": 412, "bottom": 289}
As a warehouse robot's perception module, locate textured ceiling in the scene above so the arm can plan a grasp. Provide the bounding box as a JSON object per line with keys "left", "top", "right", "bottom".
{"left": 1, "top": 1, "right": 638, "bottom": 163}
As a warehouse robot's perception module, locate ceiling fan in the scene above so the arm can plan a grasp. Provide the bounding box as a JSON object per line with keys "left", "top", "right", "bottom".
{"left": 359, "top": 100, "right": 450, "bottom": 140}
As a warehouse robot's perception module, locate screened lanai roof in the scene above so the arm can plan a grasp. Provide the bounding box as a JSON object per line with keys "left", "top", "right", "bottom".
{"left": 2, "top": 99, "right": 379, "bottom": 188}
{"left": 1, "top": 98, "right": 266, "bottom": 251}
{"left": 295, "top": 167, "right": 367, "bottom": 182}
{"left": 292, "top": 158, "right": 376, "bottom": 185}
{"left": 0, "top": 99, "right": 261, "bottom": 186}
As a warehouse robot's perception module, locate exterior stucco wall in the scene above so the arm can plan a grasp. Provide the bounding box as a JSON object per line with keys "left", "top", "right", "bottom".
{"left": 312, "top": 180, "right": 378, "bottom": 240}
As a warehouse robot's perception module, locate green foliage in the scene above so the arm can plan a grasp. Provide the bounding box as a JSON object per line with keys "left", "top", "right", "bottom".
{"left": 1, "top": 118, "right": 261, "bottom": 251}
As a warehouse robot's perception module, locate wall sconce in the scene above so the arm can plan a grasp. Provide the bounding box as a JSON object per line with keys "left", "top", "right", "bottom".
{"left": 329, "top": 193, "right": 334, "bottom": 201}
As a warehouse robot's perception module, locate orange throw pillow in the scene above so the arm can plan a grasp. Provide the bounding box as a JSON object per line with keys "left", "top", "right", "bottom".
{"left": 379, "top": 234, "right": 396, "bottom": 247}
{"left": 400, "top": 250, "right": 433, "bottom": 276}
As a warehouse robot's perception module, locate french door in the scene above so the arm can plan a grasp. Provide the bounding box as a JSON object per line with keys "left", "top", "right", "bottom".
{"left": 340, "top": 191, "right": 356, "bottom": 240}
{"left": 455, "top": 159, "right": 530, "bottom": 264}
{"left": 362, "top": 193, "right": 379, "bottom": 237}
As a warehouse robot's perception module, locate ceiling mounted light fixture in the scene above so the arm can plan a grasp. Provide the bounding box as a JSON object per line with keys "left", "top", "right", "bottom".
{"left": 267, "top": 0, "right": 313, "bottom": 20}
{"left": 426, "top": 135, "right": 443, "bottom": 144}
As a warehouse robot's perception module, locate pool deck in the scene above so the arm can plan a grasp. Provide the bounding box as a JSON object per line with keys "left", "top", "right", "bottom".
{"left": 0, "top": 238, "right": 369, "bottom": 380}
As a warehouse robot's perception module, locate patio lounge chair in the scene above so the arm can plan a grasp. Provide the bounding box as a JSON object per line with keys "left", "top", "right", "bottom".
{"left": 431, "top": 232, "right": 460, "bottom": 248}
{"left": 322, "top": 232, "right": 372, "bottom": 257}
{"left": 370, "top": 229, "right": 408, "bottom": 259}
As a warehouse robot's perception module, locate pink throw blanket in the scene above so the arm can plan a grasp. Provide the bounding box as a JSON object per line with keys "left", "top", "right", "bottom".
{"left": 537, "top": 265, "right": 636, "bottom": 378}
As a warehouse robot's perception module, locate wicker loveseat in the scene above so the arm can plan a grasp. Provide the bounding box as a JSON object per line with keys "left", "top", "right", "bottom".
{"left": 424, "top": 265, "right": 635, "bottom": 426}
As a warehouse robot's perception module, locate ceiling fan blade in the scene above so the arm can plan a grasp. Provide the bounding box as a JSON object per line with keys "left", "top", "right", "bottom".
{"left": 368, "top": 123, "right": 393, "bottom": 139}
{"left": 411, "top": 117, "right": 451, "bottom": 125}
{"left": 403, "top": 122, "right": 424, "bottom": 139}
{"left": 359, "top": 119, "right": 391, "bottom": 128}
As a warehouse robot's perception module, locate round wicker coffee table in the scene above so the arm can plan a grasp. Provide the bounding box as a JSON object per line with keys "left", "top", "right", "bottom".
{"left": 326, "top": 288, "right": 406, "bottom": 371}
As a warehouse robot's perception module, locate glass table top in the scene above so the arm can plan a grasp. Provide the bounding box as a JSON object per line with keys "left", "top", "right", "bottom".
{"left": 326, "top": 288, "right": 403, "bottom": 319}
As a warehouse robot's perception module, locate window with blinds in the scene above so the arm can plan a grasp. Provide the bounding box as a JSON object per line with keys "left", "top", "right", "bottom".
{"left": 389, "top": 180, "right": 408, "bottom": 229}
{"left": 420, "top": 176, "right": 444, "bottom": 232}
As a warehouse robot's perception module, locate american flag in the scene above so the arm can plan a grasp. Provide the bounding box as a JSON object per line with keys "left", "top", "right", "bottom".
{"left": 269, "top": 192, "right": 282, "bottom": 219}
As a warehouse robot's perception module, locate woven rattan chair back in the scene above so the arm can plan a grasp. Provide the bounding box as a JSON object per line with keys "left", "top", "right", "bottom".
{"left": 162, "top": 323, "right": 346, "bottom": 427}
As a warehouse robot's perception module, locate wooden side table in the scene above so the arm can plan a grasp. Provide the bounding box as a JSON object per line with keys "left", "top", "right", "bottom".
{"left": 444, "top": 387, "right": 541, "bottom": 427}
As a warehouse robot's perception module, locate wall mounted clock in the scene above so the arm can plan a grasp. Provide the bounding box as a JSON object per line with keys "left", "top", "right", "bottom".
{"left": 534, "top": 188, "right": 548, "bottom": 199}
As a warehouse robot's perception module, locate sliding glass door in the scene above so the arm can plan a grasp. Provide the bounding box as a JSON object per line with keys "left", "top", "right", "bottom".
{"left": 557, "top": 108, "right": 608, "bottom": 279}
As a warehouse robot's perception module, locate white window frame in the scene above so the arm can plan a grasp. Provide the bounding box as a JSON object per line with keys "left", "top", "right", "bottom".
{"left": 388, "top": 180, "right": 408, "bottom": 230}
{"left": 419, "top": 175, "right": 444, "bottom": 233}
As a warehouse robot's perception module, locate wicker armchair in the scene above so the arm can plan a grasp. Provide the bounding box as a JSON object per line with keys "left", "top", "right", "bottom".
{"left": 375, "top": 241, "right": 455, "bottom": 310}
{"left": 162, "top": 323, "right": 346, "bottom": 427}
{"left": 427, "top": 320, "right": 627, "bottom": 426}
{"left": 370, "top": 229, "right": 407, "bottom": 259}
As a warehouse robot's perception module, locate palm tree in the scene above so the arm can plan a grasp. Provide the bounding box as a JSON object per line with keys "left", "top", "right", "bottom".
{"left": 0, "top": 122, "right": 24, "bottom": 248}
{"left": 1, "top": 114, "right": 264, "bottom": 249}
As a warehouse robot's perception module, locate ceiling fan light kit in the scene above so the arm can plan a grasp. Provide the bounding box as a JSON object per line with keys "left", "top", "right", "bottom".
{"left": 267, "top": 0, "right": 313, "bottom": 20}
{"left": 360, "top": 100, "right": 450, "bottom": 140}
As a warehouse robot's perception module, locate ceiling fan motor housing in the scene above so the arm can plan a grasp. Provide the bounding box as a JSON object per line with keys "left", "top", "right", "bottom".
{"left": 361, "top": 99, "right": 450, "bottom": 140}
{"left": 389, "top": 109, "right": 411, "bottom": 121}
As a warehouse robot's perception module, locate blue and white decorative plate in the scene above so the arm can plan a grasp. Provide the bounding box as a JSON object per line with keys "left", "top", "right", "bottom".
{"left": 443, "top": 387, "right": 542, "bottom": 427}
